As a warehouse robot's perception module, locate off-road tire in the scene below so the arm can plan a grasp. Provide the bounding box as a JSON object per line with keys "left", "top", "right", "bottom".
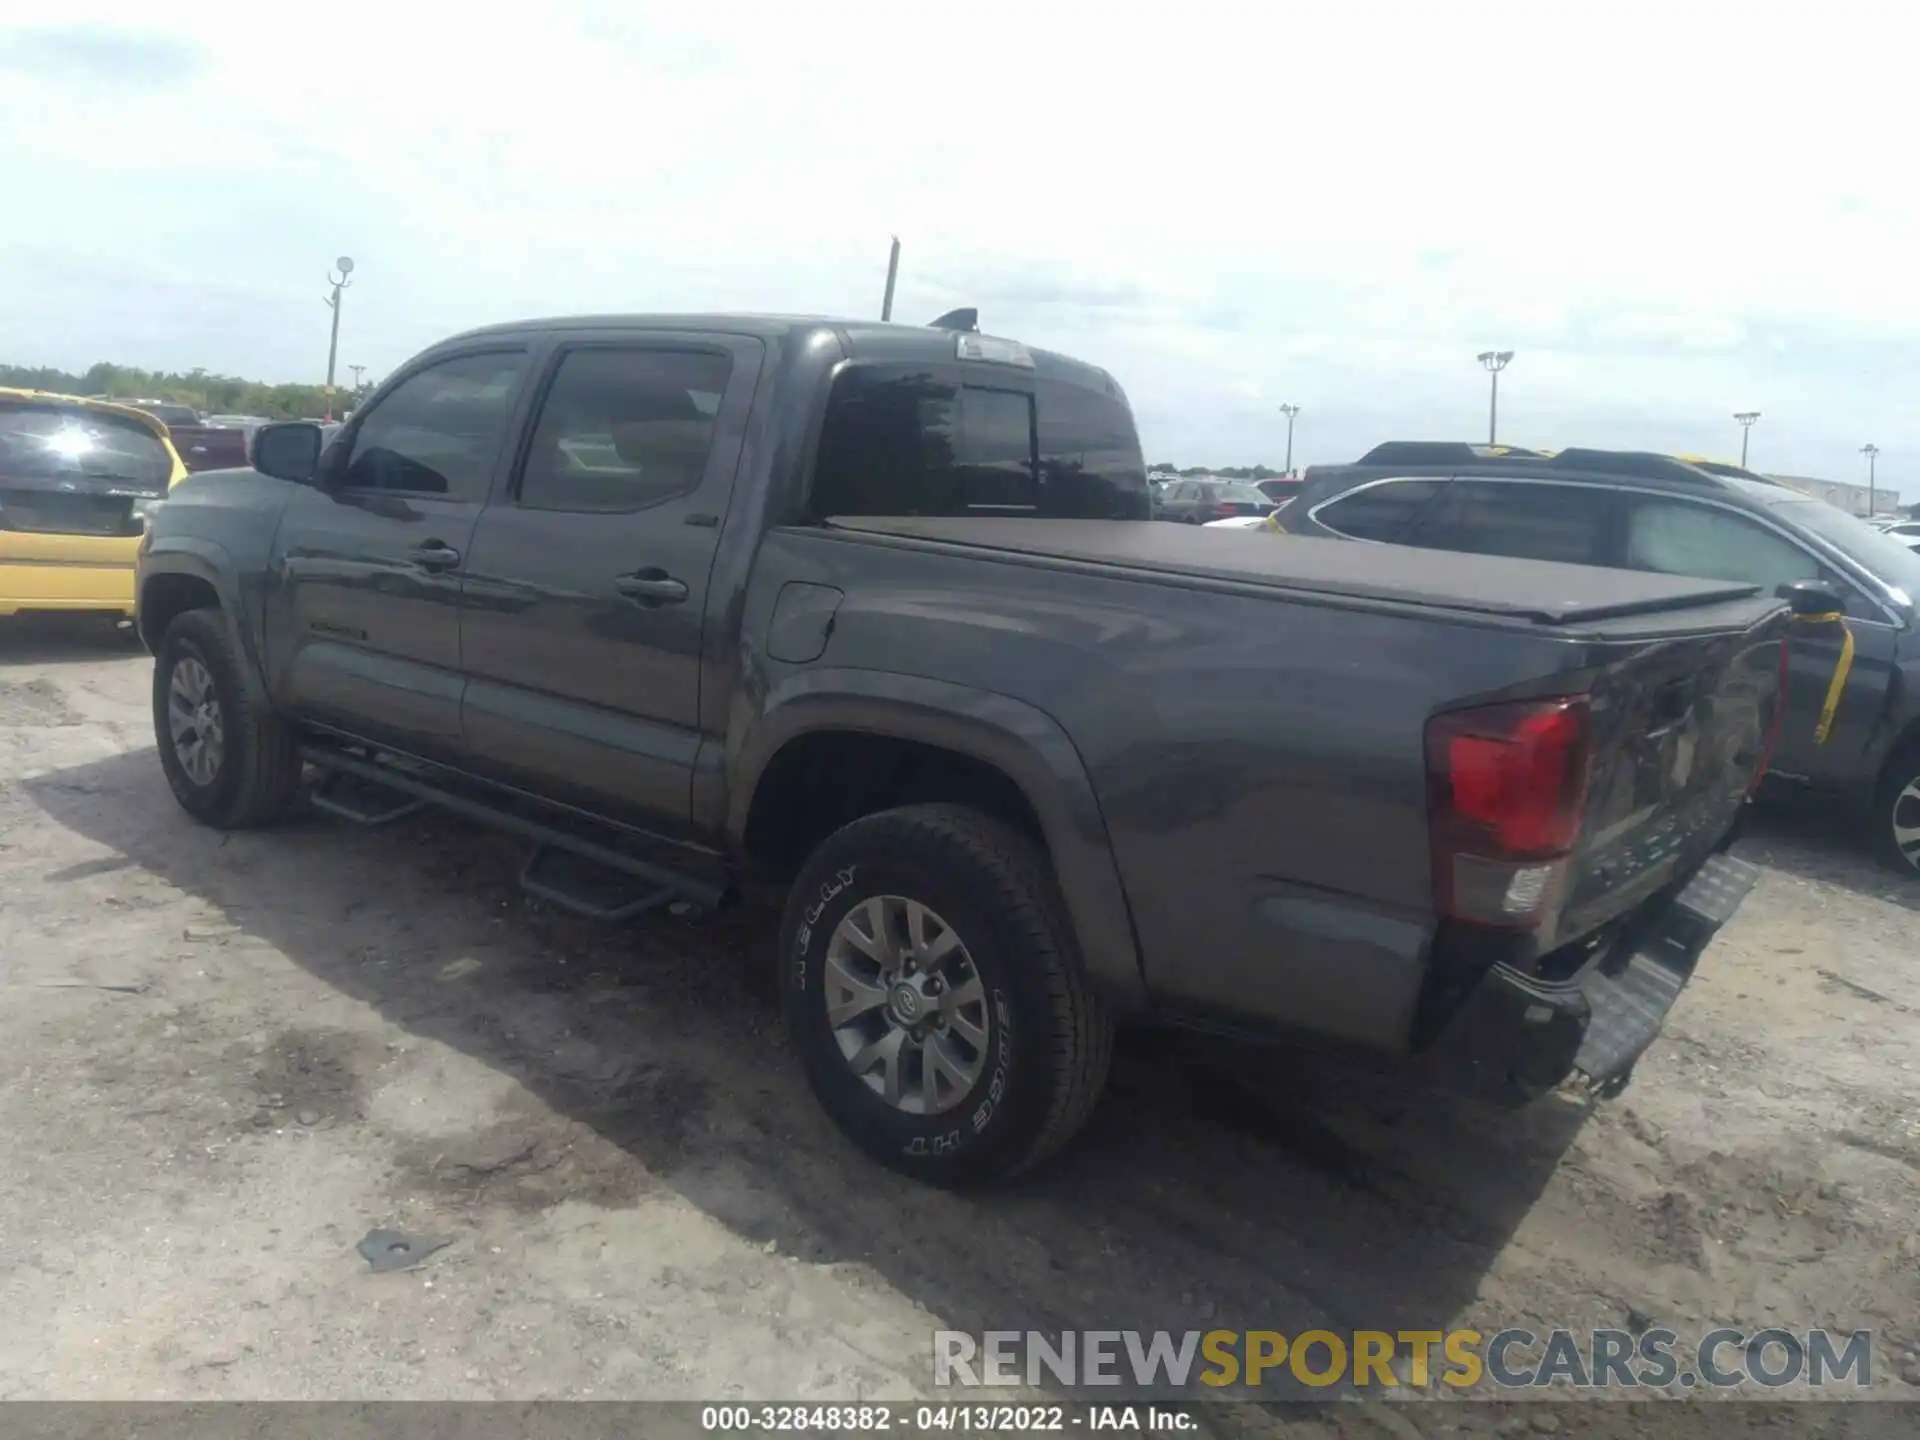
{"left": 1869, "top": 737, "right": 1920, "bottom": 877}
{"left": 153, "top": 608, "right": 301, "bottom": 829}
{"left": 779, "top": 803, "right": 1113, "bottom": 1185}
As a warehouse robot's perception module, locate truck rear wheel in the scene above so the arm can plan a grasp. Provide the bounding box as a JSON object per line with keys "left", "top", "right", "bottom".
{"left": 153, "top": 608, "right": 301, "bottom": 829}
{"left": 778, "top": 803, "right": 1113, "bottom": 1184}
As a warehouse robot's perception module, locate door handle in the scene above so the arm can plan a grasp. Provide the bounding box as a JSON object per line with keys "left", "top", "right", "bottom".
{"left": 408, "top": 541, "right": 462, "bottom": 572}
{"left": 615, "top": 569, "right": 689, "bottom": 606}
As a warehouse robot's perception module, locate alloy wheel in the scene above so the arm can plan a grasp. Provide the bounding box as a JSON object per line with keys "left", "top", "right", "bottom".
{"left": 167, "top": 656, "right": 225, "bottom": 786}
{"left": 823, "top": 895, "right": 991, "bottom": 1115}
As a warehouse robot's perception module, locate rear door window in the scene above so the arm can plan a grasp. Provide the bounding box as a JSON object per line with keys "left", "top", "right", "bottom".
{"left": 1311, "top": 478, "right": 1443, "bottom": 541}
{"left": 516, "top": 348, "right": 731, "bottom": 512}
{"left": 1415, "top": 480, "right": 1615, "bottom": 565}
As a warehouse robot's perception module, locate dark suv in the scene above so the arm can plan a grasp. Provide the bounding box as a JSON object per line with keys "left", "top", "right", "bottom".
{"left": 1285, "top": 441, "right": 1920, "bottom": 874}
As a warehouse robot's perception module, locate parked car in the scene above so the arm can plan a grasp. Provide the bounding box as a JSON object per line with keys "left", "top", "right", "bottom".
{"left": 104, "top": 397, "right": 251, "bottom": 473}
{"left": 1284, "top": 441, "right": 1920, "bottom": 874}
{"left": 139, "top": 318, "right": 1786, "bottom": 1183}
{"left": 0, "top": 387, "right": 186, "bottom": 617}
{"left": 1154, "top": 478, "right": 1277, "bottom": 524}
{"left": 168, "top": 426, "right": 251, "bottom": 473}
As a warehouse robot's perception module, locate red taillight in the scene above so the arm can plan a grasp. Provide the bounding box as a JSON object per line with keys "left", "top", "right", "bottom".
{"left": 1436, "top": 699, "right": 1591, "bottom": 856}
{"left": 1214, "top": 502, "right": 1238, "bottom": 518}
{"left": 1426, "top": 697, "right": 1593, "bottom": 927}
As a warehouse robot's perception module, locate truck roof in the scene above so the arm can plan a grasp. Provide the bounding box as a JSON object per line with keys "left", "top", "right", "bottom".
{"left": 437, "top": 313, "right": 1125, "bottom": 393}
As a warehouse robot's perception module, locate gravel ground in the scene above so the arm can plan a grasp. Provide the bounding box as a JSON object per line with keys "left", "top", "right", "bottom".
{"left": 1, "top": 616, "right": 1917, "bottom": 1434}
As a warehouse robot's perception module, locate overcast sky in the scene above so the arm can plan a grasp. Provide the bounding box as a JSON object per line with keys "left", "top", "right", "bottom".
{"left": 2, "top": 1, "right": 1914, "bottom": 494}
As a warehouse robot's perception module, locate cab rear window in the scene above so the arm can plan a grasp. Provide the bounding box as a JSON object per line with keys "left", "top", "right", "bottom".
{"left": 811, "top": 365, "right": 1149, "bottom": 520}
{"left": 0, "top": 403, "right": 173, "bottom": 493}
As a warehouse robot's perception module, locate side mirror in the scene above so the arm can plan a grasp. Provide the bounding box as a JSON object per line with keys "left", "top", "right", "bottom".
{"left": 1778, "top": 579, "right": 1845, "bottom": 618}
{"left": 251, "top": 422, "right": 324, "bottom": 484}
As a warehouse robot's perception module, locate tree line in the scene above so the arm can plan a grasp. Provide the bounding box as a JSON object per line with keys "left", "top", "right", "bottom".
{"left": 0, "top": 361, "right": 368, "bottom": 420}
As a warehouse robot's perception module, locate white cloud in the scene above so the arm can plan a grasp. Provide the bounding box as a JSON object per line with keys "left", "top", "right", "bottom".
{"left": 1, "top": 0, "right": 1915, "bottom": 496}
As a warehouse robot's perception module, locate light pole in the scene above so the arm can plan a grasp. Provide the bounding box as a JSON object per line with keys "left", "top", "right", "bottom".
{"left": 1862, "top": 443, "right": 1880, "bottom": 517}
{"left": 324, "top": 256, "right": 354, "bottom": 420}
{"left": 348, "top": 363, "right": 366, "bottom": 392}
{"left": 1734, "top": 411, "right": 1760, "bottom": 468}
{"left": 1278, "top": 403, "right": 1301, "bottom": 475}
{"left": 1476, "top": 350, "right": 1513, "bottom": 444}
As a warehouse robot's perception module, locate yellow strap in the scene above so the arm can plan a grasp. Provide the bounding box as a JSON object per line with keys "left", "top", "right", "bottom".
{"left": 1794, "top": 611, "right": 1854, "bottom": 744}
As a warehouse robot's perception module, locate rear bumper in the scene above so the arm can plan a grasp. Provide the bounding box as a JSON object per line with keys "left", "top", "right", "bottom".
{"left": 0, "top": 532, "right": 140, "bottom": 613}
{"left": 0, "top": 565, "right": 138, "bottom": 615}
{"left": 1419, "top": 853, "right": 1761, "bottom": 1103}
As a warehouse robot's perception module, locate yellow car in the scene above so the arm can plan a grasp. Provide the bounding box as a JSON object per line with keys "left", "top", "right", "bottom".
{"left": 0, "top": 388, "right": 188, "bottom": 617}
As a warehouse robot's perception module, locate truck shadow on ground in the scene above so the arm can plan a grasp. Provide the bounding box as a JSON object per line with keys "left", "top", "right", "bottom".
{"left": 30, "top": 747, "right": 1591, "bottom": 1384}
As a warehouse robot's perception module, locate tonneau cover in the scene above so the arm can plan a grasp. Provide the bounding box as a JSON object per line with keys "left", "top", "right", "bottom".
{"left": 824, "top": 516, "right": 1766, "bottom": 627}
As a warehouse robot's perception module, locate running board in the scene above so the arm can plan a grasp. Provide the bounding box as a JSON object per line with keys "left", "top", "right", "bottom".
{"left": 310, "top": 769, "right": 427, "bottom": 826}
{"left": 300, "top": 746, "right": 726, "bottom": 917}
{"left": 519, "top": 845, "right": 681, "bottom": 921}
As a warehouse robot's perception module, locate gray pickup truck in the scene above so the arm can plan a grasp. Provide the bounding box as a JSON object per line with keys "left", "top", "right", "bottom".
{"left": 136, "top": 311, "right": 1790, "bottom": 1184}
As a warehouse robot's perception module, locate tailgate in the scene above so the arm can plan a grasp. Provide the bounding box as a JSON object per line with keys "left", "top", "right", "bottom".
{"left": 1556, "top": 610, "right": 1788, "bottom": 943}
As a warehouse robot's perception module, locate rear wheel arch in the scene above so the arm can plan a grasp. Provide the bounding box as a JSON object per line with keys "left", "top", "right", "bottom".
{"left": 730, "top": 677, "right": 1147, "bottom": 1010}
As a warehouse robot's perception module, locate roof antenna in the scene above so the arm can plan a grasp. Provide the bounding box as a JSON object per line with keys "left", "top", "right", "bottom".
{"left": 880, "top": 236, "right": 901, "bottom": 321}
{"left": 927, "top": 307, "right": 979, "bottom": 332}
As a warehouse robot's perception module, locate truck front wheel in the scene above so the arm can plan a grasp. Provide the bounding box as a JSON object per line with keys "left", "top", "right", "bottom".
{"left": 153, "top": 608, "right": 301, "bottom": 829}
{"left": 778, "top": 803, "right": 1113, "bottom": 1184}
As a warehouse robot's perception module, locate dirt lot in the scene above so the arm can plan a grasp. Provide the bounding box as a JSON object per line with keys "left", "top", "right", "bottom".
{"left": 2, "top": 616, "right": 1917, "bottom": 1431}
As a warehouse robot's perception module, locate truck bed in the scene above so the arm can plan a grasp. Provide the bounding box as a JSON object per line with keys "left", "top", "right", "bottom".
{"left": 824, "top": 516, "right": 1766, "bottom": 631}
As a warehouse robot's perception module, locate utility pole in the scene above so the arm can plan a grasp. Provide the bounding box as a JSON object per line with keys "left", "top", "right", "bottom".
{"left": 324, "top": 256, "right": 354, "bottom": 421}
{"left": 1862, "top": 443, "right": 1880, "bottom": 517}
{"left": 1476, "top": 350, "right": 1513, "bottom": 444}
{"left": 1734, "top": 411, "right": 1760, "bottom": 468}
{"left": 1278, "top": 404, "right": 1301, "bottom": 475}
{"left": 880, "top": 236, "right": 901, "bottom": 322}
